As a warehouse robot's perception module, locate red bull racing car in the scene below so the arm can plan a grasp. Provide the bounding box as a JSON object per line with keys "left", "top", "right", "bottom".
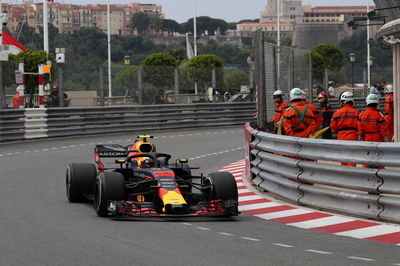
{"left": 66, "top": 136, "right": 239, "bottom": 218}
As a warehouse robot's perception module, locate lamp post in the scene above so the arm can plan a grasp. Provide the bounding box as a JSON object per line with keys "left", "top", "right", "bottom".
{"left": 124, "top": 55, "right": 130, "bottom": 65}
{"left": 349, "top": 53, "right": 356, "bottom": 88}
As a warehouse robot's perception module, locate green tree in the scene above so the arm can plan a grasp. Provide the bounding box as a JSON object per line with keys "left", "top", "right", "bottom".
{"left": 185, "top": 54, "right": 224, "bottom": 90}
{"left": 167, "top": 47, "right": 187, "bottom": 65}
{"left": 162, "top": 19, "right": 181, "bottom": 35}
{"left": 182, "top": 16, "right": 228, "bottom": 35}
{"left": 311, "top": 43, "right": 344, "bottom": 83}
{"left": 224, "top": 70, "right": 249, "bottom": 90}
{"left": 114, "top": 65, "right": 138, "bottom": 100}
{"left": 131, "top": 12, "right": 150, "bottom": 35}
{"left": 141, "top": 52, "right": 178, "bottom": 88}
{"left": 10, "top": 50, "right": 55, "bottom": 107}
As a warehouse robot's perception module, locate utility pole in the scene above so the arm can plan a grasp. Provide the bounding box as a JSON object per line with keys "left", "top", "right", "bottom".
{"left": 276, "top": 0, "right": 280, "bottom": 90}
{"left": 367, "top": 1, "right": 371, "bottom": 88}
{"left": 43, "top": 0, "right": 49, "bottom": 53}
{"left": 193, "top": 0, "right": 197, "bottom": 56}
{"left": 107, "top": 0, "right": 112, "bottom": 105}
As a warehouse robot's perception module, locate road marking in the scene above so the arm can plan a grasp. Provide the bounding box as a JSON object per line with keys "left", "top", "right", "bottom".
{"left": 218, "top": 232, "right": 234, "bottom": 236}
{"left": 335, "top": 224, "right": 400, "bottom": 238}
{"left": 272, "top": 243, "right": 293, "bottom": 248}
{"left": 288, "top": 216, "right": 354, "bottom": 229}
{"left": 182, "top": 222, "right": 192, "bottom": 226}
{"left": 306, "top": 249, "right": 332, "bottom": 255}
{"left": 196, "top": 227, "right": 210, "bottom": 231}
{"left": 347, "top": 256, "right": 375, "bottom": 262}
{"left": 256, "top": 209, "right": 313, "bottom": 220}
{"left": 241, "top": 237, "right": 261, "bottom": 242}
{"left": 239, "top": 202, "right": 280, "bottom": 211}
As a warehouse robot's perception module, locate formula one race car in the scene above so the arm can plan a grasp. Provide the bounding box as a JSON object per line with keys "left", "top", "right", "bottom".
{"left": 66, "top": 136, "right": 239, "bottom": 218}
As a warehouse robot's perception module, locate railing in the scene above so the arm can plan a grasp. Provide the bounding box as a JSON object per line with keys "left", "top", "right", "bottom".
{"left": 244, "top": 122, "right": 400, "bottom": 224}
{"left": 0, "top": 102, "right": 256, "bottom": 142}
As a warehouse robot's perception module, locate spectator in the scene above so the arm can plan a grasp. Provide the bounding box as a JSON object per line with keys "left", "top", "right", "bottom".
{"left": 153, "top": 88, "right": 167, "bottom": 104}
{"left": 223, "top": 90, "right": 231, "bottom": 102}
{"left": 327, "top": 81, "right": 335, "bottom": 98}
{"left": 12, "top": 86, "right": 20, "bottom": 109}
{"left": 317, "top": 92, "right": 333, "bottom": 139}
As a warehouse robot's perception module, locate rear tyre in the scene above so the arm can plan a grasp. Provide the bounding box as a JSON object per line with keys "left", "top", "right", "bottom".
{"left": 205, "top": 172, "right": 238, "bottom": 201}
{"left": 93, "top": 172, "right": 125, "bottom": 217}
{"left": 66, "top": 163, "right": 97, "bottom": 203}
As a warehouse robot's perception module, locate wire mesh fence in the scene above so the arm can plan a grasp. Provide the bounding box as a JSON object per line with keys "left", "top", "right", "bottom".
{"left": 2, "top": 64, "right": 252, "bottom": 108}
{"left": 262, "top": 41, "right": 312, "bottom": 122}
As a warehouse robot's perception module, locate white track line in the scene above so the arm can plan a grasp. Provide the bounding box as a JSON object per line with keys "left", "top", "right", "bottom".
{"left": 256, "top": 209, "right": 313, "bottom": 220}
{"left": 335, "top": 224, "right": 400, "bottom": 238}
{"left": 239, "top": 195, "right": 262, "bottom": 202}
{"left": 239, "top": 202, "right": 280, "bottom": 211}
{"left": 287, "top": 216, "right": 354, "bottom": 229}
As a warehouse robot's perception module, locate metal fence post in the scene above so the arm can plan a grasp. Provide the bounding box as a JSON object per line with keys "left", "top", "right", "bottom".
{"left": 255, "top": 31, "right": 266, "bottom": 130}
{"left": 138, "top": 66, "right": 143, "bottom": 105}
{"left": 212, "top": 68, "right": 216, "bottom": 91}
{"left": 174, "top": 68, "right": 179, "bottom": 104}
{"left": 99, "top": 65, "right": 105, "bottom": 106}
{"left": 0, "top": 62, "right": 4, "bottom": 109}
{"left": 58, "top": 64, "right": 64, "bottom": 107}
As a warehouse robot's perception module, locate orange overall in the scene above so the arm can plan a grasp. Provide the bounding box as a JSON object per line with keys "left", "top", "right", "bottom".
{"left": 358, "top": 107, "right": 387, "bottom": 142}
{"left": 274, "top": 100, "right": 289, "bottom": 124}
{"left": 305, "top": 101, "right": 323, "bottom": 130}
{"left": 358, "top": 107, "right": 387, "bottom": 168}
{"left": 384, "top": 93, "right": 394, "bottom": 141}
{"left": 330, "top": 104, "right": 360, "bottom": 166}
{"left": 283, "top": 101, "right": 316, "bottom": 138}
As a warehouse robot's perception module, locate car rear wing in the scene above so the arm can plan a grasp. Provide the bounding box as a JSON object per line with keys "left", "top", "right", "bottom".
{"left": 94, "top": 145, "right": 128, "bottom": 158}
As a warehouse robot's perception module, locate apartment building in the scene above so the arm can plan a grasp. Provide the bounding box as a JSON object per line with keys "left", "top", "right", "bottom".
{"left": 2, "top": 2, "right": 163, "bottom": 36}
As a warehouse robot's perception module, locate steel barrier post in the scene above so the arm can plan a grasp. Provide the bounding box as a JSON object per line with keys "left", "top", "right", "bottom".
{"left": 38, "top": 64, "right": 45, "bottom": 108}
{"left": 18, "top": 62, "right": 25, "bottom": 110}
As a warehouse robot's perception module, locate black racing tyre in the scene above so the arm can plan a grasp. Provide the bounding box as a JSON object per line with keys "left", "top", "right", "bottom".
{"left": 66, "top": 163, "right": 97, "bottom": 203}
{"left": 205, "top": 172, "right": 238, "bottom": 201}
{"left": 93, "top": 172, "right": 125, "bottom": 217}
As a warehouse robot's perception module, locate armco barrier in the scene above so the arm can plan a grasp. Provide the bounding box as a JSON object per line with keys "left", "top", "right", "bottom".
{"left": 0, "top": 103, "right": 255, "bottom": 142}
{"left": 244, "top": 122, "right": 400, "bottom": 224}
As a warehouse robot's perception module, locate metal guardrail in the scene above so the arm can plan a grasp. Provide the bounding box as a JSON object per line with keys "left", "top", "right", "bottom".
{"left": 0, "top": 103, "right": 256, "bottom": 142}
{"left": 244, "top": 122, "right": 400, "bottom": 224}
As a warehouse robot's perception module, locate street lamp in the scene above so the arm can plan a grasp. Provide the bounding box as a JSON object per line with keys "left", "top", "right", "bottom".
{"left": 349, "top": 53, "right": 356, "bottom": 88}
{"left": 124, "top": 55, "right": 130, "bottom": 65}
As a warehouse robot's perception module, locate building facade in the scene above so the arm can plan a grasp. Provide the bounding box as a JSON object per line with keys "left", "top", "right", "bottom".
{"left": 236, "top": 0, "right": 376, "bottom": 48}
{"left": 2, "top": 2, "right": 163, "bottom": 36}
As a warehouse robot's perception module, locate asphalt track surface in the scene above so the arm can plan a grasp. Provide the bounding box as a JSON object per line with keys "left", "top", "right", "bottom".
{"left": 1, "top": 126, "right": 399, "bottom": 265}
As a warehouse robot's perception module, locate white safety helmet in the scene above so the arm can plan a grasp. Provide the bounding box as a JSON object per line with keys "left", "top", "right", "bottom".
{"left": 289, "top": 88, "right": 305, "bottom": 101}
{"left": 273, "top": 90, "right": 284, "bottom": 97}
{"left": 385, "top": 85, "right": 393, "bottom": 94}
{"left": 340, "top": 91, "right": 354, "bottom": 105}
{"left": 366, "top": 94, "right": 379, "bottom": 106}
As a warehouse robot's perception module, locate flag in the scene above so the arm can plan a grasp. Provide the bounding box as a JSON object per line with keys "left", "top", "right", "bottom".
{"left": 2, "top": 31, "right": 27, "bottom": 53}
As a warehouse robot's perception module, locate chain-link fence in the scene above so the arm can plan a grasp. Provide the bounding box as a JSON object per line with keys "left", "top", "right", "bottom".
{"left": 255, "top": 31, "right": 312, "bottom": 124}
{"left": 2, "top": 63, "right": 252, "bottom": 108}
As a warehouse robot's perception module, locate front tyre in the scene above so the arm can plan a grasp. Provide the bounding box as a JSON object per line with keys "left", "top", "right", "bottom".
{"left": 205, "top": 172, "right": 238, "bottom": 201}
{"left": 93, "top": 172, "right": 125, "bottom": 217}
{"left": 66, "top": 163, "right": 97, "bottom": 203}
